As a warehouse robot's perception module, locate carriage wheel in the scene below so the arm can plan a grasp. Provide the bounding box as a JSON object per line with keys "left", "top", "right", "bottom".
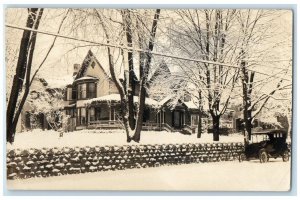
{"left": 239, "top": 153, "right": 246, "bottom": 162}
{"left": 259, "top": 150, "right": 269, "bottom": 163}
{"left": 282, "top": 150, "right": 289, "bottom": 162}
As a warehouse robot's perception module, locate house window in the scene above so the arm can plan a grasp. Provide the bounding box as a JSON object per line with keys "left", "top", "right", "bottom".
{"left": 76, "top": 108, "right": 86, "bottom": 125}
{"left": 77, "top": 83, "right": 87, "bottom": 99}
{"left": 72, "top": 87, "right": 77, "bottom": 100}
{"left": 95, "top": 107, "right": 101, "bottom": 121}
{"left": 90, "top": 107, "right": 95, "bottom": 121}
{"left": 81, "top": 108, "right": 86, "bottom": 125}
{"left": 143, "top": 108, "right": 150, "bottom": 122}
{"left": 67, "top": 87, "right": 72, "bottom": 100}
{"left": 66, "top": 109, "right": 75, "bottom": 117}
{"left": 82, "top": 84, "right": 86, "bottom": 99}
{"left": 76, "top": 108, "right": 81, "bottom": 125}
{"left": 95, "top": 107, "right": 109, "bottom": 120}
{"left": 88, "top": 83, "right": 96, "bottom": 98}
{"left": 191, "top": 114, "right": 199, "bottom": 126}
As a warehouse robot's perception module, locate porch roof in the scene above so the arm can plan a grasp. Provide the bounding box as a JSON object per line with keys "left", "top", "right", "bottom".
{"left": 64, "top": 103, "right": 76, "bottom": 108}
{"left": 158, "top": 96, "right": 199, "bottom": 110}
{"left": 81, "top": 94, "right": 160, "bottom": 108}
{"left": 73, "top": 76, "right": 98, "bottom": 84}
{"left": 183, "top": 101, "right": 198, "bottom": 109}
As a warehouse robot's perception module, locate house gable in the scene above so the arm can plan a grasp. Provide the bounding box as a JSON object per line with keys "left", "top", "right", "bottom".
{"left": 75, "top": 50, "right": 118, "bottom": 97}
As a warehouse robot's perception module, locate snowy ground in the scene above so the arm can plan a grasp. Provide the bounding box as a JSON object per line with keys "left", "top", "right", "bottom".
{"left": 7, "top": 160, "right": 290, "bottom": 191}
{"left": 7, "top": 129, "right": 245, "bottom": 150}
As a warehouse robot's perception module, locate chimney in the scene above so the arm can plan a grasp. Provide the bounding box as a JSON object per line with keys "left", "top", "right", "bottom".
{"left": 73, "top": 64, "right": 80, "bottom": 76}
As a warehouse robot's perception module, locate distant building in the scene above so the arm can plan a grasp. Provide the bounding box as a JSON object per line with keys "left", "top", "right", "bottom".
{"left": 16, "top": 77, "right": 64, "bottom": 132}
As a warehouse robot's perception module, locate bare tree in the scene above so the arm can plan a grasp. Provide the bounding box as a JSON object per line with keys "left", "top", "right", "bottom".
{"left": 6, "top": 8, "right": 43, "bottom": 143}
{"left": 94, "top": 9, "right": 161, "bottom": 142}
{"left": 6, "top": 9, "right": 69, "bottom": 143}
{"left": 169, "top": 9, "right": 239, "bottom": 141}
{"left": 236, "top": 10, "right": 292, "bottom": 143}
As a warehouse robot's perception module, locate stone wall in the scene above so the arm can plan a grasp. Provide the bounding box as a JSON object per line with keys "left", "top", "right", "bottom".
{"left": 6, "top": 143, "right": 245, "bottom": 180}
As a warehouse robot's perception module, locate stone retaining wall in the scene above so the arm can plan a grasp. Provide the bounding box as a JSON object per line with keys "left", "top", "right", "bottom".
{"left": 6, "top": 142, "right": 247, "bottom": 179}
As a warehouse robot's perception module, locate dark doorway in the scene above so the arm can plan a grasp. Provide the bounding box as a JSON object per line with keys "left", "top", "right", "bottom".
{"left": 173, "top": 110, "right": 183, "bottom": 129}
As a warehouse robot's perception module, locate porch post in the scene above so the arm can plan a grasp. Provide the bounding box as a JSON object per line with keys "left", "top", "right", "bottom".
{"left": 109, "top": 105, "right": 111, "bottom": 121}
{"left": 160, "top": 110, "right": 162, "bottom": 126}
{"left": 183, "top": 110, "right": 185, "bottom": 125}
{"left": 113, "top": 107, "right": 116, "bottom": 121}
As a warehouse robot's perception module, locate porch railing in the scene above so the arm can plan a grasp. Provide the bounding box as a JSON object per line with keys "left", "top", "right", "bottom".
{"left": 88, "top": 120, "right": 162, "bottom": 131}
{"left": 142, "top": 122, "right": 161, "bottom": 131}
{"left": 88, "top": 120, "right": 123, "bottom": 129}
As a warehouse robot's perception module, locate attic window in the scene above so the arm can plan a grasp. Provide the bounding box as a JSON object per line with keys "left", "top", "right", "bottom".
{"left": 91, "top": 61, "right": 96, "bottom": 68}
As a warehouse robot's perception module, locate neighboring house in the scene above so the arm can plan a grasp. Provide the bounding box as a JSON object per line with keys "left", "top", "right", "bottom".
{"left": 16, "top": 77, "right": 64, "bottom": 132}
{"left": 229, "top": 104, "right": 283, "bottom": 132}
{"left": 158, "top": 96, "right": 209, "bottom": 133}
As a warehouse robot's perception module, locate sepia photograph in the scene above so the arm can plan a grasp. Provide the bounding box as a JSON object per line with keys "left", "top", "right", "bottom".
{"left": 5, "top": 7, "right": 293, "bottom": 191}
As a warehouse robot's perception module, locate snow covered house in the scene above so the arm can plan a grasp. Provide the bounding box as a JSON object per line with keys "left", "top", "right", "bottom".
{"left": 63, "top": 50, "right": 208, "bottom": 133}
{"left": 16, "top": 77, "right": 64, "bottom": 132}
{"left": 63, "top": 50, "right": 161, "bottom": 131}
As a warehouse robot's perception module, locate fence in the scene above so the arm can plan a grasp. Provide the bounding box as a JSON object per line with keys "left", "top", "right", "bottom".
{"left": 6, "top": 142, "right": 248, "bottom": 180}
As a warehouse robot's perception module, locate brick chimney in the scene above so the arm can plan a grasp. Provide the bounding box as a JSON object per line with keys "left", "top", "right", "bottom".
{"left": 73, "top": 64, "right": 80, "bottom": 76}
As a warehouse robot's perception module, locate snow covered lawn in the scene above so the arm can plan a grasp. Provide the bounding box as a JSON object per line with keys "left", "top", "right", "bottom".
{"left": 7, "top": 160, "right": 290, "bottom": 191}
{"left": 7, "top": 129, "right": 244, "bottom": 150}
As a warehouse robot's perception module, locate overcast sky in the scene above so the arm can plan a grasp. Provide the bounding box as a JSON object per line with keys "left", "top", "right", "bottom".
{"left": 5, "top": 8, "right": 293, "bottom": 89}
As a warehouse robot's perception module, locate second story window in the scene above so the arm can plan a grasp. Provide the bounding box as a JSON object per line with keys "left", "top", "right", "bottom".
{"left": 78, "top": 83, "right": 87, "bottom": 99}
{"left": 88, "top": 83, "right": 96, "bottom": 98}
{"left": 66, "top": 87, "right": 72, "bottom": 100}
{"left": 72, "top": 87, "right": 77, "bottom": 100}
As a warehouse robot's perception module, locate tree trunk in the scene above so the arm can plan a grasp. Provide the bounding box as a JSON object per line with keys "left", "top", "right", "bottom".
{"left": 287, "top": 108, "right": 292, "bottom": 139}
{"left": 241, "top": 49, "right": 252, "bottom": 143}
{"left": 212, "top": 115, "right": 220, "bottom": 141}
{"left": 197, "top": 91, "right": 203, "bottom": 138}
{"left": 197, "top": 115, "right": 202, "bottom": 138}
{"left": 6, "top": 8, "right": 42, "bottom": 144}
{"left": 132, "top": 9, "right": 160, "bottom": 142}
{"left": 122, "top": 9, "right": 136, "bottom": 130}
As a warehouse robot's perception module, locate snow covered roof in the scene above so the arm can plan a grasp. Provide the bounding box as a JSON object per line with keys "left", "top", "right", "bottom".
{"left": 75, "top": 50, "right": 108, "bottom": 79}
{"left": 183, "top": 101, "right": 198, "bottom": 109}
{"left": 158, "top": 95, "right": 174, "bottom": 106}
{"left": 74, "top": 76, "right": 98, "bottom": 83}
{"left": 43, "top": 76, "right": 74, "bottom": 89}
{"left": 81, "top": 94, "right": 160, "bottom": 108}
{"left": 64, "top": 103, "right": 76, "bottom": 108}
{"left": 159, "top": 96, "right": 199, "bottom": 110}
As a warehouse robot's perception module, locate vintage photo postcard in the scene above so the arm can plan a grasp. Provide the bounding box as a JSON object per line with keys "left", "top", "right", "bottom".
{"left": 5, "top": 8, "right": 292, "bottom": 191}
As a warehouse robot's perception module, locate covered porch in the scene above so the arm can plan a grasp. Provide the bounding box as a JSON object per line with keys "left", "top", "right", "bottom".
{"left": 79, "top": 94, "right": 162, "bottom": 131}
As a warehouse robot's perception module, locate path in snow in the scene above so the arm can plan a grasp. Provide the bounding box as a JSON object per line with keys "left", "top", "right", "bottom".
{"left": 7, "top": 129, "right": 244, "bottom": 150}
{"left": 7, "top": 160, "right": 290, "bottom": 191}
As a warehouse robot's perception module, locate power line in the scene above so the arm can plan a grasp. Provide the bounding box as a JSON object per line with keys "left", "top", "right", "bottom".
{"left": 245, "top": 59, "right": 292, "bottom": 63}
{"left": 6, "top": 23, "right": 292, "bottom": 82}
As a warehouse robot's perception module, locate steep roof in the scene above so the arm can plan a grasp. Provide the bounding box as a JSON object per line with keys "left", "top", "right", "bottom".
{"left": 75, "top": 50, "right": 110, "bottom": 80}
{"left": 75, "top": 50, "right": 140, "bottom": 83}
{"left": 149, "top": 61, "right": 171, "bottom": 83}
